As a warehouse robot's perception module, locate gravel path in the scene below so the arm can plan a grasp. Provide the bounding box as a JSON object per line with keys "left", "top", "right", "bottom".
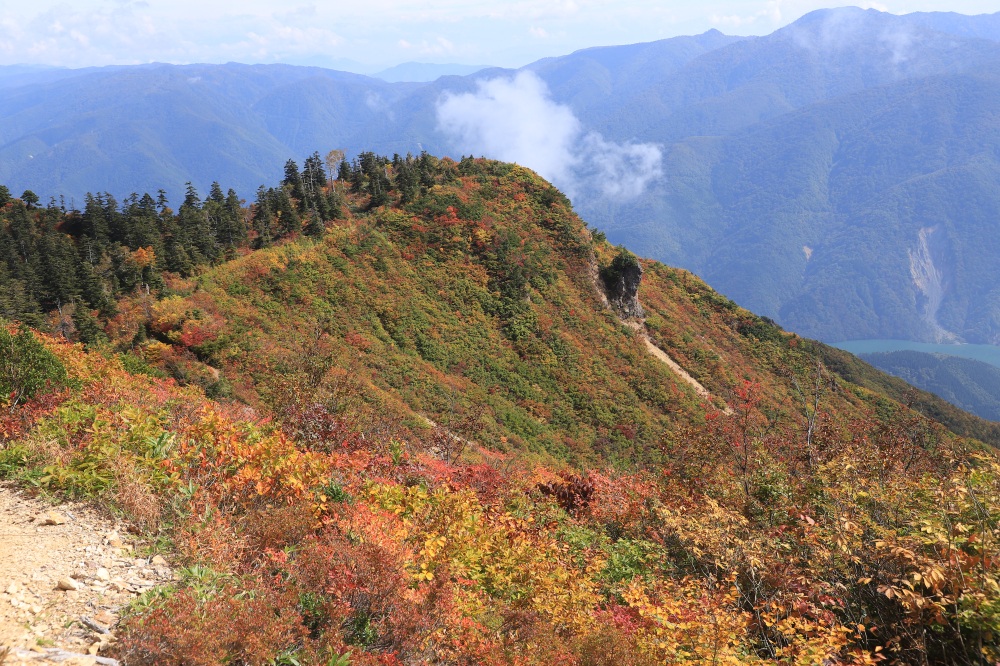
{"left": 624, "top": 321, "right": 733, "bottom": 415}
{"left": 0, "top": 484, "right": 172, "bottom": 665}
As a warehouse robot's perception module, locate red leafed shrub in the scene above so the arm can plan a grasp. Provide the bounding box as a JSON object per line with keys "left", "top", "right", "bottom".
{"left": 452, "top": 463, "right": 511, "bottom": 505}
{"left": 242, "top": 499, "right": 319, "bottom": 554}
{"left": 0, "top": 388, "right": 66, "bottom": 442}
{"left": 284, "top": 401, "right": 364, "bottom": 453}
{"left": 288, "top": 508, "right": 455, "bottom": 659}
{"left": 572, "top": 608, "right": 649, "bottom": 666}
{"left": 117, "top": 583, "right": 306, "bottom": 666}
{"left": 345, "top": 331, "right": 372, "bottom": 350}
{"left": 537, "top": 473, "right": 595, "bottom": 514}
{"left": 586, "top": 472, "right": 659, "bottom": 535}
{"left": 292, "top": 531, "right": 411, "bottom": 651}
{"left": 177, "top": 318, "right": 221, "bottom": 349}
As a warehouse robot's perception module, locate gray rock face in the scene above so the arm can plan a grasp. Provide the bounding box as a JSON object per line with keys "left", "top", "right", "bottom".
{"left": 601, "top": 250, "right": 645, "bottom": 319}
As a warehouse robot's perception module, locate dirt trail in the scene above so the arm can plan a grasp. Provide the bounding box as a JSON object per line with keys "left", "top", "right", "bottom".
{"left": 626, "top": 322, "right": 734, "bottom": 415}
{"left": 0, "top": 484, "right": 173, "bottom": 665}
{"left": 587, "top": 252, "right": 731, "bottom": 415}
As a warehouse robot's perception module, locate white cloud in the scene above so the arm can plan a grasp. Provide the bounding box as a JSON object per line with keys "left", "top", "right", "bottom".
{"left": 782, "top": 4, "right": 918, "bottom": 67}
{"left": 437, "top": 72, "right": 581, "bottom": 187}
{"left": 710, "top": 0, "right": 785, "bottom": 29}
{"left": 881, "top": 26, "right": 916, "bottom": 63}
{"left": 0, "top": 4, "right": 348, "bottom": 66}
{"left": 486, "top": 0, "right": 581, "bottom": 20}
{"left": 396, "top": 36, "right": 456, "bottom": 56}
{"left": 364, "top": 91, "right": 395, "bottom": 119}
{"left": 576, "top": 133, "right": 664, "bottom": 199}
{"left": 3, "top": 0, "right": 998, "bottom": 70}
{"left": 428, "top": 36, "right": 455, "bottom": 55}
{"left": 436, "top": 71, "right": 662, "bottom": 201}
{"left": 70, "top": 30, "right": 91, "bottom": 47}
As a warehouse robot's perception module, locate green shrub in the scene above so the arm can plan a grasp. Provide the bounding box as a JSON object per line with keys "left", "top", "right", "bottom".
{"left": 0, "top": 323, "right": 68, "bottom": 409}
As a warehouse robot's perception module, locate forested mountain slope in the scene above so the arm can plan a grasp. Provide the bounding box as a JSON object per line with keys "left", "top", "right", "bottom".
{"left": 4, "top": 153, "right": 999, "bottom": 456}
{"left": 861, "top": 350, "right": 1000, "bottom": 421}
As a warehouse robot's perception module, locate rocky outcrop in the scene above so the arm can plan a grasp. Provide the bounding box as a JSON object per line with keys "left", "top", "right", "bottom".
{"left": 600, "top": 249, "right": 645, "bottom": 319}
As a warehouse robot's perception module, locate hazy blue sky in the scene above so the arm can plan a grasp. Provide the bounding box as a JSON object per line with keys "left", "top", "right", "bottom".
{"left": 1, "top": 1, "right": 997, "bottom": 71}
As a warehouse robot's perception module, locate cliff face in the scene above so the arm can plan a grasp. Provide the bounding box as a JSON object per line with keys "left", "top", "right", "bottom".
{"left": 601, "top": 249, "right": 645, "bottom": 319}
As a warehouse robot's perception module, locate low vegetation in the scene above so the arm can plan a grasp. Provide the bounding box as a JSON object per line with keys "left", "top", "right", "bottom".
{"left": 2, "top": 154, "right": 1000, "bottom": 663}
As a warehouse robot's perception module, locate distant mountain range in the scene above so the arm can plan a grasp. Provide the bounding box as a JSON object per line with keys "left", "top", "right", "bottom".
{"left": 2, "top": 7, "right": 1000, "bottom": 345}
{"left": 861, "top": 350, "right": 1000, "bottom": 421}
{"left": 373, "top": 62, "right": 492, "bottom": 83}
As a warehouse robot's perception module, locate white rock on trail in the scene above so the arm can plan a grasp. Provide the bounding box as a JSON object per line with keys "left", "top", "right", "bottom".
{"left": 55, "top": 577, "right": 82, "bottom": 592}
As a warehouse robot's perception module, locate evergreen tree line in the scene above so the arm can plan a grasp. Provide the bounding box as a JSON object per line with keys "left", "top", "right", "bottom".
{"left": 0, "top": 151, "right": 347, "bottom": 333}
{"left": 0, "top": 150, "right": 477, "bottom": 338}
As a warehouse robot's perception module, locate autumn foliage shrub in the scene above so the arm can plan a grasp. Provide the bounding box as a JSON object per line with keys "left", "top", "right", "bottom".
{"left": 537, "top": 473, "right": 595, "bottom": 514}
{"left": 7, "top": 326, "right": 1000, "bottom": 664}
{"left": 117, "top": 582, "right": 307, "bottom": 666}
{"left": 0, "top": 322, "right": 67, "bottom": 409}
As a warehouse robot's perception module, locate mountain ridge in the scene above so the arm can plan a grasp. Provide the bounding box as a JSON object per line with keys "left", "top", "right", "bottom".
{"left": 3, "top": 8, "right": 1000, "bottom": 346}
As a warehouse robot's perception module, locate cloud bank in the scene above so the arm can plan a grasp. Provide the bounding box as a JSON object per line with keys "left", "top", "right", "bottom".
{"left": 436, "top": 71, "right": 662, "bottom": 201}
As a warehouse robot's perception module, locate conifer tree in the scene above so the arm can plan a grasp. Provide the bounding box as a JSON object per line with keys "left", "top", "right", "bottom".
{"left": 179, "top": 182, "right": 217, "bottom": 263}
{"left": 223, "top": 189, "right": 247, "bottom": 248}
{"left": 273, "top": 187, "right": 300, "bottom": 236}
{"left": 72, "top": 304, "right": 107, "bottom": 346}
{"left": 20, "top": 190, "right": 39, "bottom": 209}
{"left": 303, "top": 211, "right": 322, "bottom": 237}
{"left": 303, "top": 152, "right": 330, "bottom": 219}
{"left": 282, "top": 159, "right": 306, "bottom": 211}
{"left": 359, "top": 152, "right": 391, "bottom": 207}
{"left": 124, "top": 194, "right": 164, "bottom": 255}
{"left": 252, "top": 186, "right": 275, "bottom": 249}
{"left": 82, "top": 193, "right": 111, "bottom": 248}
{"left": 337, "top": 158, "right": 353, "bottom": 183}
{"left": 395, "top": 154, "right": 420, "bottom": 205}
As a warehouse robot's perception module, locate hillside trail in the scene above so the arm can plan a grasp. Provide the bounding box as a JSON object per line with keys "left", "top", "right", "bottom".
{"left": 587, "top": 253, "right": 732, "bottom": 415}
{"left": 0, "top": 484, "right": 173, "bottom": 666}
{"left": 624, "top": 321, "right": 734, "bottom": 416}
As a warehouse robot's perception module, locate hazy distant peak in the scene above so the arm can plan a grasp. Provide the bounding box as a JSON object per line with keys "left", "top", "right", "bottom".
{"left": 795, "top": 6, "right": 875, "bottom": 22}
{"left": 778, "top": 7, "right": 900, "bottom": 43}
{"left": 900, "top": 10, "right": 1000, "bottom": 41}
{"left": 0, "top": 64, "right": 61, "bottom": 75}
{"left": 783, "top": 6, "right": 1000, "bottom": 46}
{"left": 373, "top": 62, "right": 492, "bottom": 83}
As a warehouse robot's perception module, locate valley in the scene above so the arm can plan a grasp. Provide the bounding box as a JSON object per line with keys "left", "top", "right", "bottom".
{"left": 835, "top": 339, "right": 1000, "bottom": 368}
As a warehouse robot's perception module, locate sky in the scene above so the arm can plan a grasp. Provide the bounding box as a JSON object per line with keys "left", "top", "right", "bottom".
{"left": 0, "top": 1, "right": 997, "bottom": 72}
